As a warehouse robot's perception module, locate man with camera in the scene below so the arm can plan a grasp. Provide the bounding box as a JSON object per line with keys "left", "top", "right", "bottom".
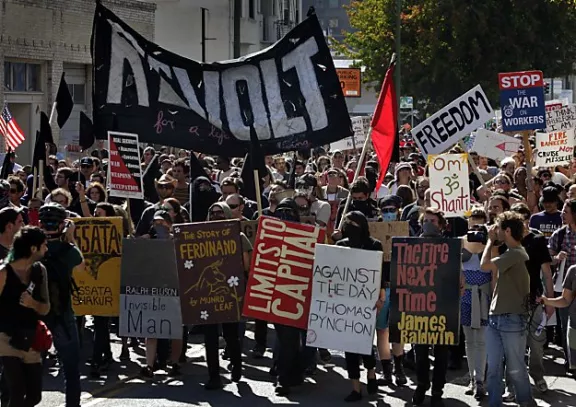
{"left": 38, "top": 203, "right": 84, "bottom": 407}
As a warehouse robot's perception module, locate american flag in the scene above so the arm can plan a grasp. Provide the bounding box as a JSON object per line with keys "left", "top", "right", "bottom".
{"left": 0, "top": 105, "right": 25, "bottom": 150}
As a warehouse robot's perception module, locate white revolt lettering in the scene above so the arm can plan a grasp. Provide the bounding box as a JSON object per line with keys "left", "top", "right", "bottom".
{"left": 105, "top": 20, "right": 328, "bottom": 141}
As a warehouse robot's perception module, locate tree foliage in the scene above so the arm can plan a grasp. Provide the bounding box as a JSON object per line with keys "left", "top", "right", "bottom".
{"left": 335, "top": 0, "right": 576, "bottom": 113}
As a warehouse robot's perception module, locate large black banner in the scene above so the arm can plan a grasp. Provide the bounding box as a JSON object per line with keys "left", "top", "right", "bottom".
{"left": 389, "top": 237, "right": 461, "bottom": 345}
{"left": 92, "top": 4, "right": 353, "bottom": 156}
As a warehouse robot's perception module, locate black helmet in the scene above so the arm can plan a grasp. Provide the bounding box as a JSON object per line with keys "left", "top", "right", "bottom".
{"left": 39, "top": 203, "right": 67, "bottom": 231}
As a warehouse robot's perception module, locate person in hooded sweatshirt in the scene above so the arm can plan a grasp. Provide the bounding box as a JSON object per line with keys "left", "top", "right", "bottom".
{"left": 188, "top": 176, "right": 221, "bottom": 223}
{"left": 336, "top": 211, "right": 383, "bottom": 402}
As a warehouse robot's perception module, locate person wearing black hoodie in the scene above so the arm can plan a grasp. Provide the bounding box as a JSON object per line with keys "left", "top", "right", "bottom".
{"left": 187, "top": 176, "right": 221, "bottom": 222}
{"left": 336, "top": 211, "right": 382, "bottom": 402}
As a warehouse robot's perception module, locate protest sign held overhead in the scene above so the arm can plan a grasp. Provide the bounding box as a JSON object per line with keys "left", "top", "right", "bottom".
{"left": 243, "top": 216, "right": 326, "bottom": 330}
{"left": 92, "top": 3, "right": 352, "bottom": 156}
{"left": 174, "top": 220, "right": 245, "bottom": 325}
{"left": 545, "top": 104, "right": 576, "bottom": 132}
{"left": 390, "top": 237, "right": 461, "bottom": 345}
{"left": 108, "top": 131, "right": 144, "bottom": 199}
{"left": 468, "top": 129, "right": 522, "bottom": 161}
{"left": 499, "top": 71, "right": 546, "bottom": 132}
{"left": 71, "top": 217, "right": 123, "bottom": 316}
{"left": 428, "top": 154, "right": 471, "bottom": 217}
{"left": 307, "top": 244, "right": 382, "bottom": 355}
{"left": 411, "top": 85, "right": 493, "bottom": 157}
{"left": 368, "top": 221, "right": 409, "bottom": 262}
{"left": 329, "top": 116, "right": 370, "bottom": 151}
{"left": 119, "top": 239, "right": 182, "bottom": 339}
{"left": 535, "top": 130, "right": 575, "bottom": 167}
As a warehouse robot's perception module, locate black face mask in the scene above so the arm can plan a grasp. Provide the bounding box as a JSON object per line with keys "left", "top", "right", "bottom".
{"left": 342, "top": 222, "right": 363, "bottom": 243}
{"left": 352, "top": 200, "right": 369, "bottom": 211}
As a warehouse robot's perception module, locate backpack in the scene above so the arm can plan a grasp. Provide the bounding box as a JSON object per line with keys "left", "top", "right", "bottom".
{"left": 42, "top": 242, "right": 76, "bottom": 319}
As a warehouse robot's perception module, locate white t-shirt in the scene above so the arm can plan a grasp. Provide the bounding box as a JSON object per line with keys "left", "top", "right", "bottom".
{"left": 311, "top": 200, "right": 331, "bottom": 225}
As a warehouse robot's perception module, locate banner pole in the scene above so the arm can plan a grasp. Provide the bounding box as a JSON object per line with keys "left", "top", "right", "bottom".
{"left": 253, "top": 169, "right": 263, "bottom": 217}
{"left": 37, "top": 160, "right": 44, "bottom": 198}
{"left": 337, "top": 128, "right": 373, "bottom": 230}
{"left": 457, "top": 141, "right": 487, "bottom": 190}
{"left": 522, "top": 131, "right": 534, "bottom": 193}
{"left": 48, "top": 102, "right": 57, "bottom": 125}
{"left": 32, "top": 167, "right": 38, "bottom": 199}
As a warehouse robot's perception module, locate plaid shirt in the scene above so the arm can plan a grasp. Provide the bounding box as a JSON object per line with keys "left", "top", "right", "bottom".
{"left": 548, "top": 226, "right": 576, "bottom": 270}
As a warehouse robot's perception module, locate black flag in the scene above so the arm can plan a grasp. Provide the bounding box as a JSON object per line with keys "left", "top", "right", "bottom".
{"left": 0, "top": 148, "right": 13, "bottom": 180}
{"left": 287, "top": 152, "right": 298, "bottom": 189}
{"left": 240, "top": 126, "right": 268, "bottom": 202}
{"left": 189, "top": 152, "right": 206, "bottom": 183}
{"left": 55, "top": 73, "right": 74, "bottom": 128}
{"left": 79, "top": 112, "right": 95, "bottom": 151}
{"left": 33, "top": 112, "right": 52, "bottom": 170}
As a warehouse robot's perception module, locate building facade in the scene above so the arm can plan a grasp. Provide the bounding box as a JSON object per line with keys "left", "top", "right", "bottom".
{"left": 302, "top": 0, "right": 352, "bottom": 43}
{"left": 0, "top": 0, "right": 156, "bottom": 163}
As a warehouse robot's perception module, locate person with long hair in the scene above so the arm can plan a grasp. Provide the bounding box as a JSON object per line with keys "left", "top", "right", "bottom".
{"left": 87, "top": 182, "right": 107, "bottom": 204}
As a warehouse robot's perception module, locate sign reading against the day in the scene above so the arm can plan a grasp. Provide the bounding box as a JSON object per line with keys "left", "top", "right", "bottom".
{"left": 174, "top": 220, "right": 245, "bottom": 325}
{"left": 428, "top": 154, "right": 471, "bottom": 217}
{"left": 535, "top": 130, "right": 575, "bottom": 167}
{"left": 499, "top": 70, "right": 546, "bottom": 132}
{"left": 390, "top": 237, "right": 461, "bottom": 345}
{"left": 368, "top": 222, "right": 409, "bottom": 262}
{"left": 107, "top": 131, "right": 144, "bottom": 199}
{"left": 336, "top": 68, "right": 361, "bottom": 97}
{"left": 411, "top": 85, "right": 493, "bottom": 157}
{"left": 119, "top": 240, "right": 182, "bottom": 339}
{"left": 545, "top": 104, "right": 576, "bottom": 132}
{"left": 71, "top": 217, "right": 123, "bottom": 316}
{"left": 243, "top": 216, "right": 326, "bottom": 329}
{"left": 469, "top": 129, "right": 522, "bottom": 161}
{"left": 306, "top": 244, "right": 382, "bottom": 355}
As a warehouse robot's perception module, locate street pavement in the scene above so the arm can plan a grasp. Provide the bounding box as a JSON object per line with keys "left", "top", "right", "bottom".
{"left": 40, "top": 322, "right": 576, "bottom": 407}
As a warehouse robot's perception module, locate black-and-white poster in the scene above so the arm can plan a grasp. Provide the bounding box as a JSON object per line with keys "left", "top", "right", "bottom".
{"left": 92, "top": 4, "right": 353, "bottom": 156}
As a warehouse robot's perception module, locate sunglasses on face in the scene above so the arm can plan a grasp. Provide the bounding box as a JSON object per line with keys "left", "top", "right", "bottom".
{"left": 209, "top": 210, "right": 225, "bottom": 218}
{"left": 228, "top": 203, "right": 240, "bottom": 209}
{"left": 157, "top": 184, "right": 174, "bottom": 190}
{"left": 494, "top": 179, "right": 509, "bottom": 185}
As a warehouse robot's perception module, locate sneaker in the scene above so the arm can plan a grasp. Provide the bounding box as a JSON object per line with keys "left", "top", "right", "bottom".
{"left": 393, "top": 355, "right": 408, "bottom": 386}
{"left": 168, "top": 363, "right": 181, "bottom": 377}
{"left": 535, "top": 379, "right": 548, "bottom": 393}
{"left": 275, "top": 384, "right": 291, "bottom": 396}
{"left": 474, "top": 382, "right": 486, "bottom": 400}
{"left": 502, "top": 391, "right": 515, "bottom": 402}
{"left": 380, "top": 359, "right": 393, "bottom": 385}
{"left": 251, "top": 344, "right": 265, "bottom": 359}
{"left": 231, "top": 364, "right": 242, "bottom": 382}
{"left": 139, "top": 366, "right": 154, "bottom": 379}
{"left": 464, "top": 381, "right": 474, "bottom": 396}
{"left": 412, "top": 386, "right": 427, "bottom": 405}
{"left": 344, "top": 390, "right": 362, "bottom": 402}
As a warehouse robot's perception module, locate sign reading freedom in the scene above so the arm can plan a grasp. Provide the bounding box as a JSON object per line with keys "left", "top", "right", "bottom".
{"left": 243, "top": 216, "right": 326, "bottom": 329}
{"left": 389, "top": 237, "right": 461, "bottom": 345}
{"left": 92, "top": 4, "right": 353, "bottom": 156}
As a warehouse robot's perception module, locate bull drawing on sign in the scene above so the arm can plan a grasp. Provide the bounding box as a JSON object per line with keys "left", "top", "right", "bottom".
{"left": 185, "top": 259, "right": 230, "bottom": 297}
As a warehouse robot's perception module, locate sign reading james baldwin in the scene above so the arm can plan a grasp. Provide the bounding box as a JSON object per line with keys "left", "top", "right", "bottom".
{"left": 92, "top": 3, "right": 352, "bottom": 156}
{"left": 242, "top": 216, "right": 326, "bottom": 329}
{"left": 389, "top": 237, "right": 461, "bottom": 345}
{"left": 411, "top": 85, "right": 493, "bottom": 157}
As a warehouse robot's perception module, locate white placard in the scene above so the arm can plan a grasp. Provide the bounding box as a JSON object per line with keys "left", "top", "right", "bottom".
{"left": 306, "top": 244, "right": 382, "bottom": 355}
{"left": 411, "top": 85, "right": 493, "bottom": 157}
{"left": 535, "top": 130, "right": 575, "bottom": 167}
{"left": 545, "top": 105, "right": 576, "bottom": 132}
{"left": 469, "top": 129, "right": 522, "bottom": 161}
{"left": 428, "top": 153, "right": 471, "bottom": 217}
{"left": 330, "top": 116, "right": 370, "bottom": 151}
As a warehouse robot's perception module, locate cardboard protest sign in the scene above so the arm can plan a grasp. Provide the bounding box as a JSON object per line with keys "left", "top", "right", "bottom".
{"left": 428, "top": 154, "right": 471, "bottom": 217}
{"left": 469, "top": 129, "right": 522, "bottom": 161}
{"left": 174, "top": 220, "right": 245, "bottom": 325}
{"left": 330, "top": 116, "right": 370, "bottom": 151}
{"left": 411, "top": 85, "right": 493, "bottom": 157}
{"left": 243, "top": 216, "right": 326, "bottom": 329}
{"left": 306, "top": 244, "right": 382, "bottom": 355}
{"left": 71, "top": 217, "right": 123, "bottom": 316}
{"left": 119, "top": 240, "right": 182, "bottom": 339}
{"left": 241, "top": 220, "right": 259, "bottom": 247}
{"left": 498, "top": 71, "right": 546, "bottom": 132}
{"left": 535, "top": 130, "right": 575, "bottom": 167}
{"left": 545, "top": 105, "right": 576, "bottom": 132}
{"left": 368, "top": 222, "right": 410, "bottom": 262}
{"left": 108, "top": 131, "right": 144, "bottom": 199}
{"left": 390, "top": 237, "right": 461, "bottom": 345}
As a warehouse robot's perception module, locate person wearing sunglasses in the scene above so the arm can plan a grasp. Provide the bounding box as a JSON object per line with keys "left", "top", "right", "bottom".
{"left": 225, "top": 194, "right": 248, "bottom": 221}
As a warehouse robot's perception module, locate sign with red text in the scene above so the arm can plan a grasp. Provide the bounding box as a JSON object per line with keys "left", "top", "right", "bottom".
{"left": 499, "top": 70, "right": 546, "bottom": 132}
{"left": 306, "top": 244, "right": 382, "bottom": 355}
{"left": 535, "top": 130, "right": 575, "bottom": 167}
{"left": 107, "top": 131, "right": 144, "bottom": 199}
{"left": 428, "top": 153, "right": 471, "bottom": 217}
{"left": 389, "top": 237, "right": 461, "bottom": 345}
{"left": 242, "top": 216, "right": 326, "bottom": 329}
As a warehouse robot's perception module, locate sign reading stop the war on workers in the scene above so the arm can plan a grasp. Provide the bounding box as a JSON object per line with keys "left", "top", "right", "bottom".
{"left": 242, "top": 216, "right": 326, "bottom": 330}
{"left": 428, "top": 154, "right": 471, "bottom": 217}
{"left": 498, "top": 71, "right": 546, "bottom": 132}
{"left": 535, "top": 130, "right": 575, "bottom": 167}
{"left": 411, "top": 85, "right": 493, "bottom": 157}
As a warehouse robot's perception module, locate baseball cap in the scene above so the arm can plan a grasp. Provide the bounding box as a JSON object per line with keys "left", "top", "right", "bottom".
{"left": 80, "top": 157, "right": 94, "bottom": 166}
{"left": 153, "top": 210, "right": 172, "bottom": 224}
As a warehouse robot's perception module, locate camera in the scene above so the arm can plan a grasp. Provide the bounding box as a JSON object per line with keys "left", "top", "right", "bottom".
{"left": 467, "top": 224, "right": 488, "bottom": 244}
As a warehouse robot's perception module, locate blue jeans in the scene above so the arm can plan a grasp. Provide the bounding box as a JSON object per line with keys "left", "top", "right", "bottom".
{"left": 486, "top": 314, "right": 532, "bottom": 406}
{"left": 48, "top": 311, "right": 81, "bottom": 407}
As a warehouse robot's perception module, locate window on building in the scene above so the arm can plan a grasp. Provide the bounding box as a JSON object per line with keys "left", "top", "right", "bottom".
{"left": 3, "top": 62, "right": 41, "bottom": 92}
{"left": 316, "top": 0, "right": 325, "bottom": 8}
{"left": 329, "top": 18, "right": 339, "bottom": 28}
{"left": 328, "top": 0, "right": 339, "bottom": 8}
{"left": 67, "top": 84, "right": 85, "bottom": 104}
{"left": 249, "top": 0, "right": 255, "bottom": 18}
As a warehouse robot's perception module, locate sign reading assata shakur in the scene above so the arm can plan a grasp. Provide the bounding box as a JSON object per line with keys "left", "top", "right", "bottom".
{"left": 389, "top": 237, "right": 461, "bottom": 345}
{"left": 71, "top": 217, "right": 123, "bottom": 316}
{"left": 307, "top": 244, "right": 381, "bottom": 355}
{"left": 92, "top": 3, "right": 352, "bottom": 156}
{"left": 243, "top": 216, "right": 326, "bottom": 329}
{"left": 174, "top": 220, "right": 245, "bottom": 325}
{"left": 119, "top": 239, "right": 182, "bottom": 339}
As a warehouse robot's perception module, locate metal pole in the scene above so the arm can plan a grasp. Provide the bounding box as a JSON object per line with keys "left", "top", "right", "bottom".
{"left": 233, "top": 0, "right": 242, "bottom": 58}
{"left": 201, "top": 7, "right": 207, "bottom": 63}
{"left": 395, "top": 0, "right": 401, "bottom": 127}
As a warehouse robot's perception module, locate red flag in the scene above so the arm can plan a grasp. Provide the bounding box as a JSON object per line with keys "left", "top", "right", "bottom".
{"left": 371, "top": 59, "right": 398, "bottom": 192}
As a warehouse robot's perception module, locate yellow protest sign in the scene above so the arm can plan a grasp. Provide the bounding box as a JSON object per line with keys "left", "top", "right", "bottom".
{"left": 368, "top": 221, "right": 409, "bottom": 262}
{"left": 71, "top": 217, "right": 123, "bottom": 316}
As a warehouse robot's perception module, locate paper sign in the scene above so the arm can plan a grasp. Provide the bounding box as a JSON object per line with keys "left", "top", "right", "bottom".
{"left": 535, "top": 130, "right": 575, "bottom": 167}
{"left": 411, "top": 85, "right": 493, "bottom": 157}
{"left": 242, "top": 216, "right": 326, "bottom": 329}
{"left": 390, "top": 237, "right": 461, "bottom": 345}
{"left": 71, "top": 217, "right": 123, "bottom": 316}
{"left": 428, "top": 153, "right": 471, "bottom": 217}
{"left": 498, "top": 70, "right": 546, "bottom": 132}
{"left": 368, "top": 222, "right": 409, "bottom": 262}
{"left": 337, "top": 68, "right": 361, "bottom": 97}
{"left": 108, "top": 131, "right": 144, "bottom": 199}
{"left": 469, "top": 129, "right": 522, "bottom": 161}
{"left": 330, "top": 116, "right": 370, "bottom": 151}
{"left": 119, "top": 239, "right": 183, "bottom": 339}
{"left": 174, "top": 220, "right": 245, "bottom": 325}
{"left": 306, "top": 244, "right": 382, "bottom": 355}
{"left": 545, "top": 105, "right": 576, "bottom": 132}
